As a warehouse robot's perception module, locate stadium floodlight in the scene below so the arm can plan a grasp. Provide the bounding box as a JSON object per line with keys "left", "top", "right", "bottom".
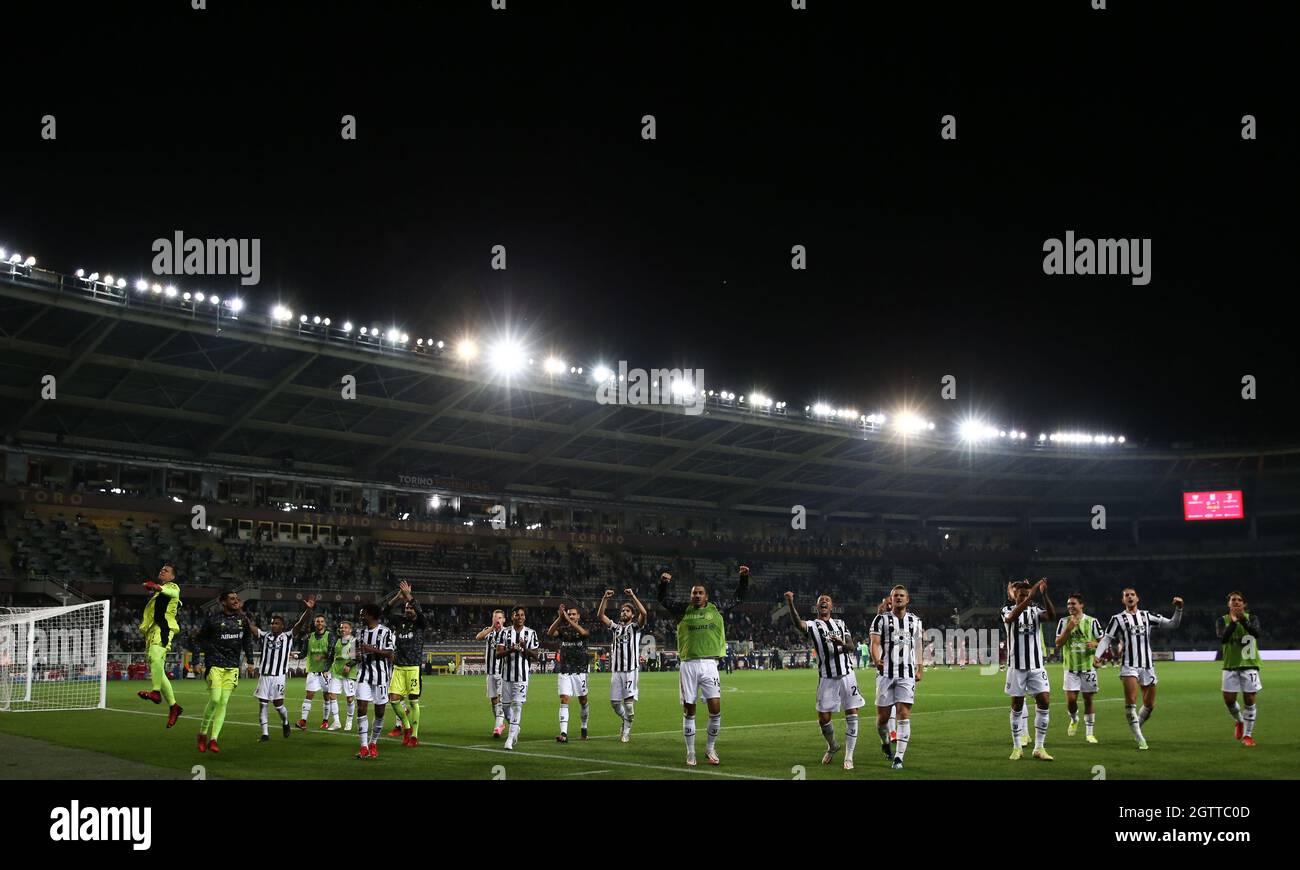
{"left": 436, "top": 340, "right": 445, "bottom": 349}
{"left": 895, "top": 412, "right": 926, "bottom": 435}
{"left": 23, "top": 256, "right": 35, "bottom": 267}
{"left": 10, "top": 253, "right": 24, "bottom": 264}
{"left": 1107, "top": 435, "right": 1116, "bottom": 443}
{"left": 544, "top": 356, "right": 566, "bottom": 375}
{"left": 300, "top": 314, "right": 309, "bottom": 323}
{"left": 489, "top": 340, "right": 526, "bottom": 375}
{"left": 456, "top": 338, "right": 478, "bottom": 361}
{"left": 164, "top": 286, "right": 177, "bottom": 298}
{"left": 342, "top": 320, "right": 353, "bottom": 332}
{"left": 0, "top": 248, "right": 6, "bottom": 260}
{"left": 751, "top": 392, "right": 766, "bottom": 406}
{"left": 417, "top": 338, "right": 425, "bottom": 346}
{"left": 321, "top": 316, "right": 329, "bottom": 325}
{"left": 115, "top": 277, "right": 126, "bottom": 288}
{"left": 400, "top": 333, "right": 409, "bottom": 343}
{"left": 75, "top": 268, "right": 85, "bottom": 278}
{"left": 812, "top": 402, "right": 831, "bottom": 416}
{"left": 312, "top": 315, "right": 321, "bottom": 324}
{"left": 593, "top": 364, "right": 613, "bottom": 383}
{"left": 151, "top": 283, "right": 161, "bottom": 293}
{"left": 104, "top": 274, "right": 114, "bottom": 285}
{"left": 87, "top": 271, "right": 100, "bottom": 281}
{"left": 359, "top": 326, "right": 368, "bottom": 335}
{"left": 195, "top": 292, "right": 206, "bottom": 302}
{"left": 371, "top": 325, "right": 380, "bottom": 336}
{"left": 209, "top": 295, "right": 219, "bottom": 305}
{"left": 182, "top": 292, "right": 192, "bottom": 301}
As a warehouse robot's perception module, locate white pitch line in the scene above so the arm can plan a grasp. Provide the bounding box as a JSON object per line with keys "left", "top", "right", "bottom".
{"left": 103, "top": 706, "right": 776, "bottom": 780}
{"left": 562, "top": 769, "right": 612, "bottom": 776}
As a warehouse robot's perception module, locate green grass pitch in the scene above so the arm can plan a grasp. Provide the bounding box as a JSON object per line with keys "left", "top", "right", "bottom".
{"left": 0, "top": 662, "right": 1295, "bottom": 780}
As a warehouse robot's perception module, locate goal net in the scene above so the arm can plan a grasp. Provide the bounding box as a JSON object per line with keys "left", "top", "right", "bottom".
{"left": 0, "top": 600, "right": 109, "bottom": 712}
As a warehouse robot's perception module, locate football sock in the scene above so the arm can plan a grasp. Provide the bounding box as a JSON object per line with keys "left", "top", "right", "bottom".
{"left": 1243, "top": 704, "right": 1257, "bottom": 737}
{"left": 896, "top": 718, "right": 911, "bottom": 759}
{"left": 706, "top": 713, "right": 721, "bottom": 752}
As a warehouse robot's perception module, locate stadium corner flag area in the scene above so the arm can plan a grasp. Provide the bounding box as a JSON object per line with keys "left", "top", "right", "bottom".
{"left": 0, "top": 0, "right": 1293, "bottom": 853}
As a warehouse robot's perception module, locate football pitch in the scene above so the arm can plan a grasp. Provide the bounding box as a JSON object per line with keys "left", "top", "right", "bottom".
{"left": 1, "top": 662, "right": 1295, "bottom": 780}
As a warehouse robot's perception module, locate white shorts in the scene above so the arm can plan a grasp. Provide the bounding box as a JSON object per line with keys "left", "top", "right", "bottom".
{"left": 254, "top": 675, "right": 286, "bottom": 701}
{"left": 356, "top": 681, "right": 389, "bottom": 703}
{"left": 1063, "top": 670, "right": 1100, "bottom": 694}
{"left": 817, "top": 672, "right": 865, "bottom": 713}
{"left": 327, "top": 675, "right": 356, "bottom": 697}
{"left": 557, "top": 672, "right": 589, "bottom": 698}
{"left": 874, "top": 674, "right": 916, "bottom": 708}
{"left": 501, "top": 680, "right": 529, "bottom": 705}
{"left": 305, "top": 672, "right": 330, "bottom": 693}
{"left": 611, "top": 670, "right": 640, "bottom": 701}
{"left": 1119, "top": 665, "right": 1158, "bottom": 687}
{"left": 679, "top": 658, "right": 722, "bottom": 704}
{"left": 1221, "top": 669, "right": 1262, "bottom": 694}
{"left": 1005, "top": 668, "right": 1050, "bottom": 697}
{"left": 486, "top": 674, "right": 502, "bottom": 699}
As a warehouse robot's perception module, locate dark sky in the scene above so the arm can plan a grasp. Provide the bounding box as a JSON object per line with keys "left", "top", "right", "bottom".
{"left": 3, "top": 0, "right": 1294, "bottom": 444}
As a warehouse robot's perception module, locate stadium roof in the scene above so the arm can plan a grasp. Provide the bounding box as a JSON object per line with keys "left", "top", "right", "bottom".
{"left": 3, "top": 265, "right": 1300, "bottom": 524}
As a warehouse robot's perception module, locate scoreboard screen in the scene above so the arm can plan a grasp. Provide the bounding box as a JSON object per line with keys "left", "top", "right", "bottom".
{"left": 1182, "top": 490, "right": 1244, "bottom": 521}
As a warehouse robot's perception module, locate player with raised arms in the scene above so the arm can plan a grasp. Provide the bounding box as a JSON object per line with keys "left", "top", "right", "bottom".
{"left": 1093, "top": 587, "right": 1182, "bottom": 750}
{"left": 474, "top": 609, "right": 509, "bottom": 738}
{"left": 1003, "top": 579, "right": 1056, "bottom": 761}
{"left": 597, "top": 587, "right": 647, "bottom": 742}
{"left": 547, "top": 602, "right": 591, "bottom": 742}
{"left": 246, "top": 596, "right": 315, "bottom": 742}
{"left": 785, "top": 591, "right": 864, "bottom": 770}
{"left": 137, "top": 561, "right": 184, "bottom": 728}
{"left": 1218, "top": 591, "right": 1261, "bottom": 746}
{"left": 384, "top": 581, "right": 426, "bottom": 746}
{"left": 657, "top": 565, "right": 749, "bottom": 766}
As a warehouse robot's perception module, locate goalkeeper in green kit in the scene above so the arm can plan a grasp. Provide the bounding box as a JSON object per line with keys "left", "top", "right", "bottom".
{"left": 137, "top": 561, "right": 184, "bottom": 728}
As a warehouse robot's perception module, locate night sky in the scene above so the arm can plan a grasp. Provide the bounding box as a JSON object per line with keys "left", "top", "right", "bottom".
{"left": 3, "top": 0, "right": 1294, "bottom": 444}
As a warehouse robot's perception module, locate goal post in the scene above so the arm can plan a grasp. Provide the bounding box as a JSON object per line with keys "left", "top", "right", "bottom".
{"left": 0, "top": 600, "right": 110, "bottom": 713}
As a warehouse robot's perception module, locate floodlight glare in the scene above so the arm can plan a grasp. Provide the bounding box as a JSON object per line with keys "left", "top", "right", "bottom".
{"left": 183, "top": 292, "right": 192, "bottom": 301}
{"left": 23, "top": 257, "right": 35, "bottom": 267}
{"left": 456, "top": 338, "right": 478, "bottom": 361}
{"left": 313, "top": 315, "right": 321, "bottom": 324}
{"left": 343, "top": 321, "right": 353, "bottom": 332}
{"left": 87, "top": 272, "right": 100, "bottom": 281}
{"left": 164, "top": 286, "right": 177, "bottom": 298}
{"left": 300, "top": 314, "right": 309, "bottom": 323}
{"left": 593, "top": 365, "right": 613, "bottom": 382}
{"left": 75, "top": 269, "right": 85, "bottom": 278}
{"left": 195, "top": 292, "right": 206, "bottom": 302}
{"left": 116, "top": 278, "right": 126, "bottom": 288}
{"left": 544, "top": 356, "right": 566, "bottom": 375}
{"left": 104, "top": 275, "right": 114, "bottom": 285}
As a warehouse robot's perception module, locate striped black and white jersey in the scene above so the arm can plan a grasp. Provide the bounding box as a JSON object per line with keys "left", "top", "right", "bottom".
{"left": 869, "top": 611, "right": 923, "bottom": 679}
{"left": 609, "top": 621, "right": 641, "bottom": 672}
{"left": 1097, "top": 609, "right": 1182, "bottom": 668}
{"left": 804, "top": 618, "right": 854, "bottom": 678}
{"left": 497, "top": 625, "right": 539, "bottom": 683}
{"left": 1001, "top": 604, "right": 1047, "bottom": 670}
{"left": 484, "top": 627, "right": 508, "bottom": 675}
{"left": 355, "top": 623, "right": 395, "bottom": 685}
{"left": 257, "top": 630, "right": 294, "bottom": 678}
